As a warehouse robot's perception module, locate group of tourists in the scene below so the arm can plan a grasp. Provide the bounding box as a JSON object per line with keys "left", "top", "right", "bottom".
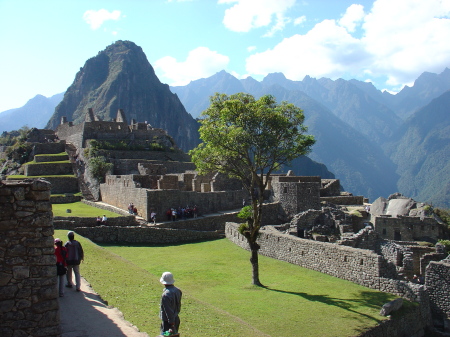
{"left": 95, "top": 215, "right": 108, "bottom": 226}
{"left": 54, "top": 231, "right": 84, "bottom": 297}
{"left": 128, "top": 202, "right": 138, "bottom": 216}
{"left": 54, "top": 231, "right": 182, "bottom": 336}
{"left": 166, "top": 205, "right": 199, "bottom": 221}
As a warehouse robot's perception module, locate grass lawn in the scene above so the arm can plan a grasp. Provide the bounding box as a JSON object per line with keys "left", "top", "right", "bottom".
{"left": 52, "top": 202, "right": 122, "bottom": 218}
{"left": 55, "top": 230, "right": 411, "bottom": 337}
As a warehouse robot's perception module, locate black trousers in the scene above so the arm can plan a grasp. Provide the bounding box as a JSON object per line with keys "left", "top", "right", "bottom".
{"left": 160, "top": 316, "right": 180, "bottom": 334}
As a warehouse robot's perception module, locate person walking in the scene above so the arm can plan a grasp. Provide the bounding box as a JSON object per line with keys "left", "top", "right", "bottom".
{"left": 54, "top": 238, "right": 67, "bottom": 297}
{"left": 65, "top": 231, "right": 84, "bottom": 292}
{"left": 159, "top": 272, "right": 182, "bottom": 336}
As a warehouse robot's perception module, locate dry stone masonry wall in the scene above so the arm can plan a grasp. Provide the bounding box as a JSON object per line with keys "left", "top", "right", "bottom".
{"left": 0, "top": 179, "right": 60, "bottom": 337}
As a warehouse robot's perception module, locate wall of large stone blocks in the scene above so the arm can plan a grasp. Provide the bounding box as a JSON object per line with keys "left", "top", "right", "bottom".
{"left": 425, "top": 260, "right": 450, "bottom": 320}
{"left": 0, "top": 179, "right": 60, "bottom": 337}
{"left": 111, "top": 158, "right": 194, "bottom": 175}
{"left": 74, "top": 226, "right": 222, "bottom": 244}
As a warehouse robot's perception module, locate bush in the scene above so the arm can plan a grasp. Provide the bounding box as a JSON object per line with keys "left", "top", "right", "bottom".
{"left": 88, "top": 156, "right": 113, "bottom": 183}
{"left": 438, "top": 240, "right": 450, "bottom": 254}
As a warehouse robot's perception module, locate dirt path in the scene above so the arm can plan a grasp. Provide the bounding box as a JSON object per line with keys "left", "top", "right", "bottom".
{"left": 59, "top": 277, "right": 150, "bottom": 337}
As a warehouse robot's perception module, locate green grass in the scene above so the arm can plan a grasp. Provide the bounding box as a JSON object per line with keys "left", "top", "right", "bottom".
{"left": 35, "top": 152, "right": 67, "bottom": 156}
{"left": 55, "top": 231, "right": 408, "bottom": 337}
{"left": 52, "top": 202, "right": 122, "bottom": 218}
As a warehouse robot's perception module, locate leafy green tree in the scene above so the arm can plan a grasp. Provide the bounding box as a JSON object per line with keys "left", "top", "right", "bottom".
{"left": 189, "top": 93, "right": 315, "bottom": 286}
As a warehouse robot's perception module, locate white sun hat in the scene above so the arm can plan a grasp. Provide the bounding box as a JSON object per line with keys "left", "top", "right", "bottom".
{"left": 160, "top": 272, "right": 175, "bottom": 285}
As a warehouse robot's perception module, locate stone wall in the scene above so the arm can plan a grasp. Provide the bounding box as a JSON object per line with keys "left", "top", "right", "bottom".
{"left": 320, "top": 179, "right": 341, "bottom": 197}
{"left": 426, "top": 259, "right": 450, "bottom": 320}
{"left": 272, "top": 181, "right": 321, "bottom": 219}
{"left": 34, "top": 154, "right": 68, "bottom": 163}
{"left": 226, "top": 222, "right": 430, "bottom": 298}
{"left": 24, "top": 162, "right": 73, "bottom": 176}
{"left": 53, "top": 216, "right": 137, "bottom": 230}
{"left": 30, "top": 177, "right": 78, "bottom": 195}
{"left": 0, "top": 179, "right": 60, "bottom": 337}
{"left": 320, "top": 195, "right": 365, "bottom": 205}
{"left": 31, "top": 142, "right": 66, "bottom": 155}
{"left": 100, "top": 177, "right": 246, "bottom": 221}
{"left": 374, "top": 215, "right": 442, "bottom": 242}
{"left": 74, "top": 226, "right": 222, "bottom": 244}
{"left": 111, "top": 159, "right": 194, "bottom": 175}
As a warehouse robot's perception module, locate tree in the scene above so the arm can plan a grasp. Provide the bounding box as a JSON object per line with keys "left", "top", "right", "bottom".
{"left": 189, "top": 93, "right": 315, "bottom": 286}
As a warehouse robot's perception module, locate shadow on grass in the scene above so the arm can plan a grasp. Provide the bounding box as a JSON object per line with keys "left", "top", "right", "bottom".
{"left": 265, "top": 286, "right": 390, "bottom": 323}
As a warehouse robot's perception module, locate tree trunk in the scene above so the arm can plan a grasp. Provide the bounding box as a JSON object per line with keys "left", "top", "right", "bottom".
{"left": 250, "top": 246, "right": 263, "bottom": 286}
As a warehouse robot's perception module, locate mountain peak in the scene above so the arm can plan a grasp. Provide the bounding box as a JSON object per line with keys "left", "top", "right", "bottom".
{"left": 45, "top": 41, "right": 199, "bottom": 151}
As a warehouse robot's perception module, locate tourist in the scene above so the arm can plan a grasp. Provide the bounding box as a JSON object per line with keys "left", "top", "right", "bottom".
{"left": 128, "top": 203, "right": 133, "bottom": 214}
{"left": 193, "top": 205, "right": 198, "bottom": 218}
{"left": 54, "top": 238, "right": 67, "bottom": 297}
{"left": 65, "top": 231, "right": 84, "bottom": 292}
{"left": 159, "top": 272, "right": 182, "bottom": 336}
{"left": 102, "top": 215, "right": 108, "bottom": 225}
{"left": 96, "top": 216, "right": 102, "bottom": 226}
{"left": 133, "top": 206, "right": 138, "bottom": 216}
{"left": 151, "top": 211, "right": 156, "bottom": 224}
{"left": 166, "top": 208, "right": 172, "bottom": 221}
{"left": 171, "top": 208, "right": 177, "bottom": 221}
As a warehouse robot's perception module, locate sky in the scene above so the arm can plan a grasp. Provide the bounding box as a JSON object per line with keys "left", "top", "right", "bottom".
{"left": 1, "top": 0, "right": 450, "bottom": 113}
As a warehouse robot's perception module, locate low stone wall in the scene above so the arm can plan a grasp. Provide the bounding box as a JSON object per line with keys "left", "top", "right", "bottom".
{"left": 50, "top": 194, "right": 82, "bottom": 204}
{"left": 24, "top": 162, "right": 73, "bottom": 176}
{"left": 30, "top": 141, "right": 66, "bottom": 155}
{"left": 53, "top": 215, "right": 137, "bottom": 230}
{"left": 41, "top": 177, "right": 78, "bottom": 194}
{"left": 0, "top": 179, "right": 60, "bottom": 337}
{"left": 74, "top": 226, "right": 222, "bottom": 244}
{"left": 34, "top": 154, "right": 68, "bottom": 163}
{"left": 320, "top": 195, "right": 364, "bottom": 205}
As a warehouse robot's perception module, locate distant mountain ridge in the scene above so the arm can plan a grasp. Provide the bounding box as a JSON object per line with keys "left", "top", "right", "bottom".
{"left": 0, "top": 93, "right": 63, "bottom": 132}
{"left": 170, "top": 69, "right": 450, "bottom": 206}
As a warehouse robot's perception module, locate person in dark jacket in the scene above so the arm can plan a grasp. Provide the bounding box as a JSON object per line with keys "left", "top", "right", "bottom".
{"left": 64, "top": 231, "right": 84, "bottom": 292}
{"left": 159, "top": 272, "right": 182, "bottom": 335}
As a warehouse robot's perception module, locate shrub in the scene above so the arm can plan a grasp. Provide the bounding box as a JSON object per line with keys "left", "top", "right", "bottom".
{"left": 88, "top": 156, "right": 113, "bottom": 183}
{"left": 438, "top": 240, "right": 450, "bottom": 254}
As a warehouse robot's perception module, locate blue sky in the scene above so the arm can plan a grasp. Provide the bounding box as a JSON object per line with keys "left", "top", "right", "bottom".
{"left": 1, "top": 0, "right": 450, "bottom": 113}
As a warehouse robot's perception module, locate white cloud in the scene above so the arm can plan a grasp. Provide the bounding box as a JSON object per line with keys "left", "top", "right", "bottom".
{"left": 294, "top": 15, "right": 306, "bottom": 26}
{"left": 338, "top": 4, "right": 364, "bottom": 33}
{"left": 154, "top": 47, "right": 230, "bottom": 86}
{"left": 247, "top": 19, "right": 367, "bottom": 80}
{"left": 83, "top": 9, "right": 121, "bottom": 30}
{"left": 245, "top": 0, "right": 450, "bottom": 89}
{"left": 219, "top": 0, "right": 295, "bottom": 34}
{"left": 247, "top": 46, "right": 256, "bottom": 52}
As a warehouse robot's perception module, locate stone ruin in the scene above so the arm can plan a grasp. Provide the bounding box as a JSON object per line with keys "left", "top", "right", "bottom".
{"left": 1, "top": 107, "right": 449, "bottom": 335}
